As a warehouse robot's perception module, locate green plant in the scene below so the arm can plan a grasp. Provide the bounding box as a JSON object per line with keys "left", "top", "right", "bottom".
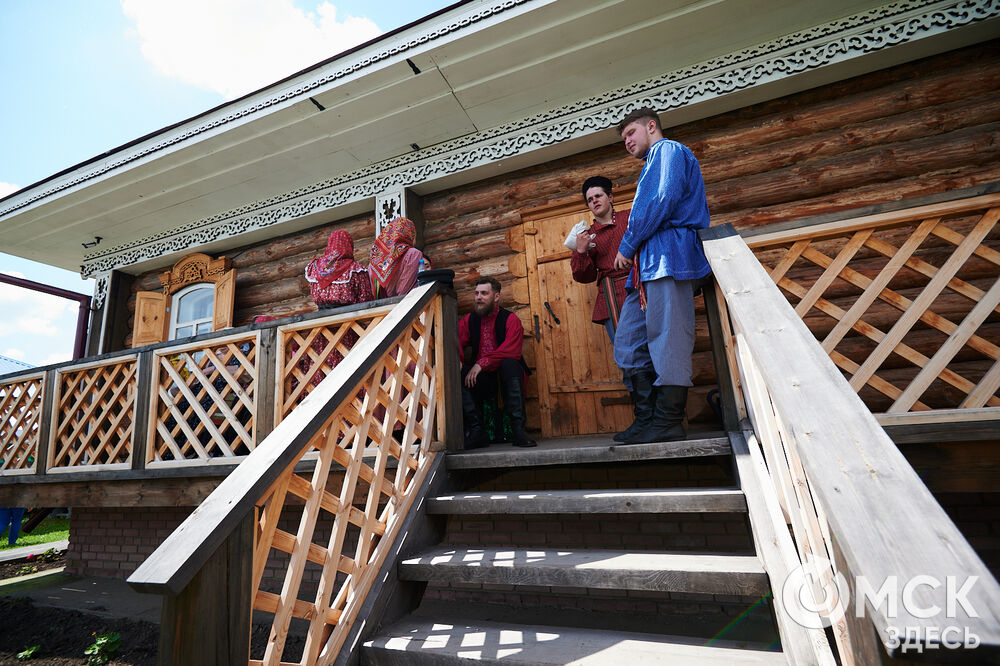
{"left": 84, "top": 632, "right": 120, "bottom": 665}
{"left": 16, "top": 644, "right": 40, "bottom": 660}
{"left": 16, "top": 565, "right": 38, "bottom": 576}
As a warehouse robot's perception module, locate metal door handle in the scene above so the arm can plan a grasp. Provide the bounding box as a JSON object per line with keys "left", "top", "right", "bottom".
{"left": 533, "top": 315, "right": 541, "bottom": 342}
{"left": 544, "top": 301, "right": 560, "bottom": 325}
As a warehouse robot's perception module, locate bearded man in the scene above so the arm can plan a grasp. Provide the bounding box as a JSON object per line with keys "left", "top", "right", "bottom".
{"left": 457, "top": 277, "right": 535, "bottom": 449}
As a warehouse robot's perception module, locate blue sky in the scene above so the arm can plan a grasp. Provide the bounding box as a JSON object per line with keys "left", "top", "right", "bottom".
{"left": 0, "top": 0, "right": 448, "bottom": 366}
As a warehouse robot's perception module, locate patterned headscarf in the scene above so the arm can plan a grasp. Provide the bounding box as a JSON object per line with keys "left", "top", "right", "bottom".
{"left": 369, "top": 217, "right": 416, "bottom": 290}
{"left": 305, "top": 230, "right": 366, "bottom": 289}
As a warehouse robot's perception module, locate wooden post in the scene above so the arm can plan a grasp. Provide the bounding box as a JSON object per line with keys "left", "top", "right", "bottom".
{"left": 131, "top": 351, "right": 154, "bottom": 471}
{"left": 255, "top": 327, "right": 278, "bottom": 442}
{"left": 35, "top": 369, "right": 56, "bottom": 477}
{"left": 701, "top": 278, "right": 740, "bottom": 432}
{"left": 157, "top": 511, "right": 253, "bottom": 666}
{"left": 437, "top": 290, "right": 463, "bottom": 451}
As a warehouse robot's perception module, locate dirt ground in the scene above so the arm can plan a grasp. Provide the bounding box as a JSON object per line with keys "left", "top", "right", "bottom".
{"left": 0, "top": 596, "right": 159, "bottom": 665}
{"left": 0, "top": 553, "right": 305, "bottom": 665}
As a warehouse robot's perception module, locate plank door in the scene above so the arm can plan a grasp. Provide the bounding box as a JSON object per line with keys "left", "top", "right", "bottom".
{"left": 523, "top": 202, "right": 632, "bottom": 438}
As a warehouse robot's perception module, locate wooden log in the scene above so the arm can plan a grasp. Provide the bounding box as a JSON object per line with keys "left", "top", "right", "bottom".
{"left": 676, "top": 50, "right": 1000, "bottom": 159}
{"left": 708, "top": 123, "right": 1000, "bottom": 214}
{"left": 700, "top": 93, "right": 1000, "bottom": 187}
{"left": 715, "top": 163, "right": 1000, "bottom": 231}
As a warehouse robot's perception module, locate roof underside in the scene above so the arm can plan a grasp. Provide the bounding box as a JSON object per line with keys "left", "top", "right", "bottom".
{"left": 1, "top": 0, "right": 996, "bottom": 275}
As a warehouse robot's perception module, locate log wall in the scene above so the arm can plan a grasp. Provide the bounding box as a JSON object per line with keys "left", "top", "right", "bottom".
{"left": 125, "top": 40, "right": 1000, "bottom": 424}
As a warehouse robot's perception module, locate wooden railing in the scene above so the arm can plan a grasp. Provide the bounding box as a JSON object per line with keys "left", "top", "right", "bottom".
{"left": 745, "top": 193, "right": 1000, "bottom": 429}
{"left": 127, "top": 282, "right": 461, "bottom": 665}
{"left": 0, "top": 298, "right": 409, "bottom": 480}
{"left": 703, "top": 223, "right": 1000, "bottom": 662}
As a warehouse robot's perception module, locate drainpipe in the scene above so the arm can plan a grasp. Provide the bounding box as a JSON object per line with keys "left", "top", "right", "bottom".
{"left": 0, "top": 273, "right": 92, "bottom": 360}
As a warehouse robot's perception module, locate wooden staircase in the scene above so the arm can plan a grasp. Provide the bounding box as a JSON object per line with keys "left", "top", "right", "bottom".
{"left": 361, "top": 433, "right": 789, "bottom": 665}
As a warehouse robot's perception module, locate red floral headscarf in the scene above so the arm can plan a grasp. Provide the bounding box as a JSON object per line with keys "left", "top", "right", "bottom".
{"left": 369, "top": 217, "right": 416, "bottom": 291}
{"left": 306, "top": 230, "right": 365, "bottom": 289}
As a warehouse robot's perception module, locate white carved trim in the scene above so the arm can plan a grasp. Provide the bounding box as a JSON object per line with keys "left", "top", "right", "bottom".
{"left": 375, "top": 190, "right": 405, "bottom": 237}
{"left": 81, "top": 0, "right": 999, "bottom": 276}
{"left": 92, "top": 273, "right": 110, "bottom": 311}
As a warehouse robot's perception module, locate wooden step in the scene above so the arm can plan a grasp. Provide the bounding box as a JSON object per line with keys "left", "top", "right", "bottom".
{"left": 445, "top": 434, "right": 730, "bottom": 470}
{"left": 427, "top": 487, "right": 747, "bottom": 514}
{"left": 399, "top": 547, "right": 769, "bottom": 596}
{"left": 363, "top": 617, "right": 786, "bottom": 665}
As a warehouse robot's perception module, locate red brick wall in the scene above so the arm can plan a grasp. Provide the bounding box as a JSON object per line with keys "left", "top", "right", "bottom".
{"left": 66, "top": 507, "right": 192, "bottom": 579}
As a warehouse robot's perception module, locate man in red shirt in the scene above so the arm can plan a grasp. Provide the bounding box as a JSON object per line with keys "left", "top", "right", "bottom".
{"left": 570, "top": 175, "right": 638, "bottom": 441}
{"left": 458, "top": 277, "right": 536, "bottom": 448}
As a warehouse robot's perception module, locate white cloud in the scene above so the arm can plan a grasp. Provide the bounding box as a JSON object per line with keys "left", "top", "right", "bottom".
{"left": 0, "top": 279, "right": 72, "bottom": 338}
{"left": 121, "top": 0, "right": 382, "bottom": 99}
{"left": 40, "top": 352, "right": 72, "bottom": 366}
{"left": 0, "top": 182, "right": 19, "bottom": 198}
{"left": 2, "top": 349, "right": 26, "bottom": 361}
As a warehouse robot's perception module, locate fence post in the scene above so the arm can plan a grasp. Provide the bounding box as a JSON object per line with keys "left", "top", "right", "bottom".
{"left": 34, "top": 369, "right": 56, "bottom": 476}
{"left": 436, "top": 290, "right": 463, "bottom": 452}
{"left": 131, "top": 351, "right": 154, "bottom": 471}
{"left": 255, "top": 327, "right": 278, "bottom": 443}
{"left": 157, "top": 511, "right": 254, "bottom": 665}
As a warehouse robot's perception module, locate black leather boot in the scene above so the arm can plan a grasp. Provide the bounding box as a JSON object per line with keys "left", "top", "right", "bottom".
{"left": 500, "top": 374, "right": 536, "bottom": 447}
{"left": 624, "top": 385, "right": 687, "bottom": 445}
{"left": 461, "top": 383, "right": 490, "bottom": 450}
{"left": 614, "top": 389, "right": 642, "bottom": 442}
{"left": 615, "top": 372, "right": 656, "bottom": 443}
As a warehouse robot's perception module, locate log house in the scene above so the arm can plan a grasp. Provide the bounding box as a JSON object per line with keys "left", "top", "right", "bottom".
{"left": 1, "top": 1, "right": 999, "bottom": 662}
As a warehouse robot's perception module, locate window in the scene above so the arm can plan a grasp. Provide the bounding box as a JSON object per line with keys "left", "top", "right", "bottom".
{"left": 169, "top": 283, "right": 215, "bottom": 340}
{"left": 131, "top": 253, "right": 236, "bottom": 348}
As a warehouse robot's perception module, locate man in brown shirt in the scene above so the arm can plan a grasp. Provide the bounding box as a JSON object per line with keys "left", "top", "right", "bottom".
{"left": 570, "top": 176, "right": 636, "bottom": 441}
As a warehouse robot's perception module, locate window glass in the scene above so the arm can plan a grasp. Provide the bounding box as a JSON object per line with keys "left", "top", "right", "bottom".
{"left": 177, "top": 287, "right": 213, "bottom": 322}
{"left": 170, "top": 283, "right": 214, "bottom": 341}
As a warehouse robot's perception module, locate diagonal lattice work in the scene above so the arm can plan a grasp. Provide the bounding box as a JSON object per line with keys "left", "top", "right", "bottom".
{"left": 149, "top": 333, "right": 259, "bottom": 466}
{"left": 251, "top": 299, "right": 439, "bottom": 666}
{"left": 276, "top": 305, "right": 393, "bottom": 422}
{"left": 0, "top": 374, "right": 44, "bottom": 474}
{"left": 749, "top": 195, "right": 1000, "bottom": 417}
{"left": 50, "top": 358, "right": 138, "bottom": 469}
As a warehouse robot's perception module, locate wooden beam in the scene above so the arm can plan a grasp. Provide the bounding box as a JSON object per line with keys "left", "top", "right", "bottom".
{"left": 0, "top": 476, "right": 224, "bottom": 507}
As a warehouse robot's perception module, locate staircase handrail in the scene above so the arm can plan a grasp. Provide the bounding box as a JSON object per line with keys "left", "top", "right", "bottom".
{"left": 701, "top": 224, "right": 1000, "bottom": 661}
{"left": 127, "top": 281, "right": 458, "bottom": 663}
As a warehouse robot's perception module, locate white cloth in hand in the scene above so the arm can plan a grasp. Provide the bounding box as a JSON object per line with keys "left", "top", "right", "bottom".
{"left": 563, "top": 220, "right": 591, "bottom": 250}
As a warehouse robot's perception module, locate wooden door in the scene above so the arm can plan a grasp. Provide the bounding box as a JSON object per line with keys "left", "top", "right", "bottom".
{"left": 523, "top": 200, "right": 633, "bottom": 438}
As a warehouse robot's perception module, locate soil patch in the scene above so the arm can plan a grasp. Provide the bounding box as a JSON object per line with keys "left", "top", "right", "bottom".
{"left": 0, "top": 596, "right": 159, "bottom": 665}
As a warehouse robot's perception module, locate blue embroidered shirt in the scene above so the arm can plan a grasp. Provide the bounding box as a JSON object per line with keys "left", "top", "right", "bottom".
{"left": 618, "top": 138, "right": 712, "bottom": 286}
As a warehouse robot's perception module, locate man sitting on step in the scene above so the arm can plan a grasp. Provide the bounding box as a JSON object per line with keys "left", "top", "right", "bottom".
{"left": 458, "top": 277, "right": 536, "bottom": 449}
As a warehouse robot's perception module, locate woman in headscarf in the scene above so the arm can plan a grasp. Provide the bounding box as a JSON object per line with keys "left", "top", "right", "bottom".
{"left": 368, "top": 217, "right": 428, "bottom": 299}
{"left": 298, "top": 230, "right": 373, "bottom": 391}
{"left": 306, "top": 229, "right": 373, "bottom": 307}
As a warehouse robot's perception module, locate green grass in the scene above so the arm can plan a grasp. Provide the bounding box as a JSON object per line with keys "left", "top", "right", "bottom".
{"left": 0, "top": 517, "right": 69, "bottom": 551}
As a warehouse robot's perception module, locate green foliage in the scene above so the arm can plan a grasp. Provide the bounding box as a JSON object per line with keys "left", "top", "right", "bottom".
{"left": 16, "top": 644, "right": 40, "bottom": 660}
{"left": 0, "top": 517, "right": 69, "bottom": 552}
{"left": 84, "top": 632, "right": 120, "bottom": 665}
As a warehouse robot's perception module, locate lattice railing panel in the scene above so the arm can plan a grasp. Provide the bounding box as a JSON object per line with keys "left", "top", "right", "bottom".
{"left": 49, "top": 359, "right": 137, "bottom": 469}
{"left": 149, "top": 333, "right": 259, "bottom": 466}
{"left": 0, "top": 374, "right": 44, "bottom": 474}
{"left": 251, "top": 300, "right": 439, "bottom": 666}
{"left": 750, "top": 198, "right": 1000, "bottom": 416}
{"left": 276, "top": 306, "right": 392, "bottom": 421}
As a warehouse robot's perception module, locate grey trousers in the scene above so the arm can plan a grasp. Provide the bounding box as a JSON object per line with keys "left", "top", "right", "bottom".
{"left": 613, "top": 276, "right": 696, "bottom": 387}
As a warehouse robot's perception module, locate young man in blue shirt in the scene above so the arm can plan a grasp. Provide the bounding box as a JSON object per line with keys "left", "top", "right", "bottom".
{"left": 613, "top": 107, "right": 712, "bottom": 444}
